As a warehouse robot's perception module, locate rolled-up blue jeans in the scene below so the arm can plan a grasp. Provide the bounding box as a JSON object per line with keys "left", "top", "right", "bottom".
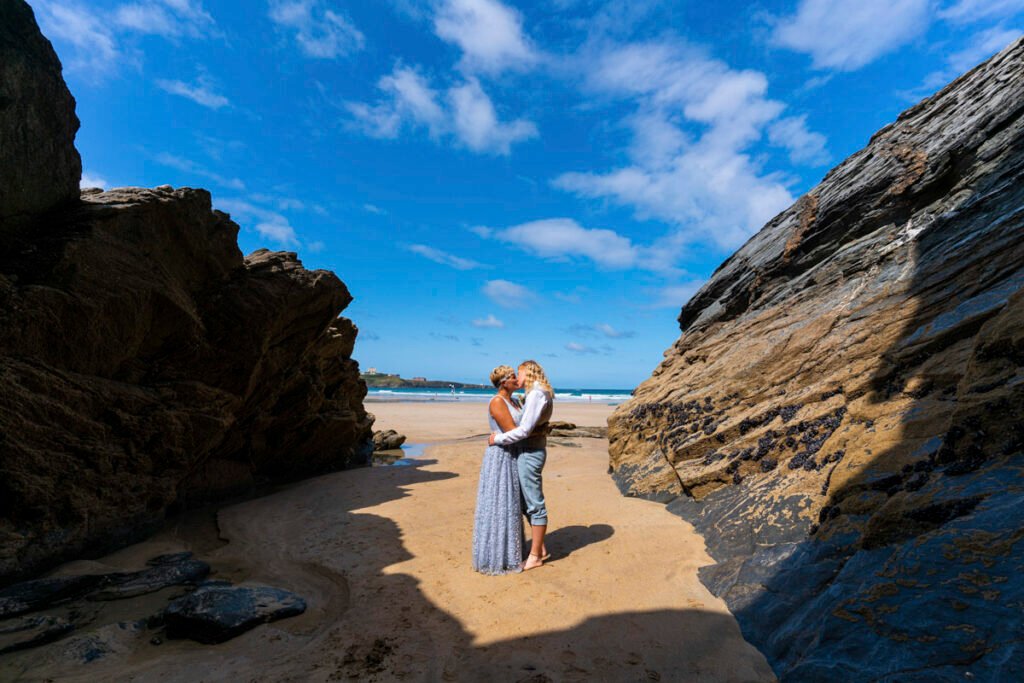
{"left": 516, "top": 447, "right": 547, "bottom": 526}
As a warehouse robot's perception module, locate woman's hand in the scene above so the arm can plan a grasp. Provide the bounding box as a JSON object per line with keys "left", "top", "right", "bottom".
{"left": 488, "top": 433, "right": 497, "bottom": 446}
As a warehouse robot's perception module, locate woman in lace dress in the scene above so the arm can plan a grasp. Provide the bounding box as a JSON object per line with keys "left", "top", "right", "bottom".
{"left": 472, "top": 365, "right": 525, "bottom": 575}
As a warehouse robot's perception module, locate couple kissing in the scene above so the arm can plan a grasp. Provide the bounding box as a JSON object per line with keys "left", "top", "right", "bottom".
{"left": 472, "top": 360, "right": 553, "bottom": 574}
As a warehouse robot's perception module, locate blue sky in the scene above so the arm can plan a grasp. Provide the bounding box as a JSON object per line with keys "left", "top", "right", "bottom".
{"left": 30, "top": 0, "right": 1023, "bottom": 388}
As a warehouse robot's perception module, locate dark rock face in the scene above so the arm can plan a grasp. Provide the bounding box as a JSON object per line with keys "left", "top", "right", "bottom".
{"left": 609, "top": 39, "right": 1024, "bottom": 680}
{"left": 0, "top": 0, "right": 81, "bottom": 229}
{"left": 0, "top": 186, "right": 374, "bottom": 584}
{"left": 164, "top": 584, "right": 307, "bottom": 644}
{"left": 0, "top": 2, "right": 374, "bottom": 584}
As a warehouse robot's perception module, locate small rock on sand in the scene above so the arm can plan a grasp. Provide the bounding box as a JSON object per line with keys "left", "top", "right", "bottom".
{"left": 164, "top": 584, "right": 307, "bottom": 644}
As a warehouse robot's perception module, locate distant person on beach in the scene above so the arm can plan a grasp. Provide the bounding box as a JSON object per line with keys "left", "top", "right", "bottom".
{"left": 490, "top": 360, "right": 553, "bottom": 571}
{"left": 472, "top": 365, "right": 525, "bottom": 575}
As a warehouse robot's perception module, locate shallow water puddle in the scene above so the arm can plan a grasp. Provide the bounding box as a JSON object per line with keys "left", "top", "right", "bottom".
{"left": 372, "top": 442, "right": 428, "bottom": 466}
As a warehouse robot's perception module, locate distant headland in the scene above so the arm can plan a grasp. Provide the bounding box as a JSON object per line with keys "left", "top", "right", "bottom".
{"left": 361, "top": 371, "right": 488, "bottom": 390}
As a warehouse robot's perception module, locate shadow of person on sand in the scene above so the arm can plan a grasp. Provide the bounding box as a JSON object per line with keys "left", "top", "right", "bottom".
{"left": 543, "top": 524, "right": 613, "bottom": 563}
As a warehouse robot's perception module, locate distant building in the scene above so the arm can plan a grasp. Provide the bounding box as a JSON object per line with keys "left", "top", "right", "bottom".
{"left": 366, "top": 367, "right": 377, "bottom": 374}
{"left": 411, "top": 376, "right": 427, "bottom": 382}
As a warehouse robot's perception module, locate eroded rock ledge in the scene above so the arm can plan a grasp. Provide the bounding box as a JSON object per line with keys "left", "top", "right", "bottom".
{"left": 609, "top": 38, "right": 1024, "bottom": 679}
{"left": 0, "top": 2, "right": 373, "bottom": 585}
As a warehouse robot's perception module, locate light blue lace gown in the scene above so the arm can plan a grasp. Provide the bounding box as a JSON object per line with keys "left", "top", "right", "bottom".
{"left": 472, "top": 397, "right": 524, "bottom": 575}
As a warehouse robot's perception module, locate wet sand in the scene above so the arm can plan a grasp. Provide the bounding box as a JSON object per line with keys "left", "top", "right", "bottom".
{"left": 4, "top": 403, "right": 774, "bottom": 682}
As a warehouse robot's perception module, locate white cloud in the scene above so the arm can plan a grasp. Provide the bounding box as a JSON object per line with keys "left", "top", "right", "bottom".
{"left": 114, "top": 0, "right": 216, "bottom": 38}
{"left": 385, "top": 66, "right": 447, "bottom": 133}
{"left": 251, "top": 193, "right": 306, "bottom": 211}
{"left": 449, "top": 78, "right": 538, "bottom": 153}
{"left": 570, "top": 323, "right": 635, "bottom": 338}
{"left": 217, "top": 198, "right": 300, "bottom": 248}
{"left": 565, "top": 341, "right": 598, "bottom": 354}
{"left": 595, "top": 323, "right": 633, "bottom": 338}
{"left": 32, "top": 0, "right": 219, "bottom": 77}
{"left": 364, "top": 203, "right": 386, "bottom": 215}
{"left": 489, "top": 218, "right": 640, "bottom": 268}
{"left": 556, "top": 40, "right": 820, "bottom": 252}
{"left": 770, "top": 0, "right": 931, "bottom": 71}
{"left": 407, "top": 244, "right": 485, "bottom": 270}
{"left": 472, "top": 313, "right": 505, "bottom": 328}
{"left": 32, "top": 1, "right": 121, "bottom": 74}
{"left": 434, "top": 0, "right": 539, "bottom": 74}
{"left": 470, "top": 226, "right": 493, "bottom": 238}
{"left": 625, "top": 110, "right": 690, "bottom": 170}
{"left": 347, "top": 66, "right": 447, "bottom": 139}
{"left": 156, "top": 77, "right": 229, "bottom": 109}
{"left": 910, "top": 25, "right": 1022, "bottom": 96}
{"left": 155, "top": 153, "right": 245, "bottom": 190}
{"left": 194, "top": 133, "right": 246, "bottom": 161}
{"left": 556, "top": 152, "right": 792, "bottom": 252}
{"left": 650, "top": 281, "right": 704, "bottom": 308}
{"left": 482, "top": 279, "right": 534, "bottom": 308}
{"left": 554, "top": 287, "right": 587, "bottom": 304}
{"left": 255, "top": 219, "right": 300, "bottom": 246}
{"left": 389, "top": 0, "right": 431, "bottom": 21}
{"left": 946, "top": 25, "right": 1022, "bottom": 73}
{"left": 80, "top": 172, "right": 109, "bottom": 189}
{"left": 768, "top": 115, "right": 830, "bottom": 165}
{"left": 269, "top": 0, "right": 364, "bottom": 59}
{"left": 940, "top": 0, "right": 1024, "bottom": 24}
{"left": 348, "top": 65, "right": 536, "bottom": 155}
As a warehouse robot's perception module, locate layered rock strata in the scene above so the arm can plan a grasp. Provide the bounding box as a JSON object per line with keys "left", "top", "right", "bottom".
{"left": 0, "top": 1, "right": 373, "bottom": 584}
{"left": 609, "top": 39, "right": 1024, "bottom": 679}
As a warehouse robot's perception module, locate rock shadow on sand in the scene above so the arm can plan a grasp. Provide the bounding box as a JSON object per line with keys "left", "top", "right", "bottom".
{"left": 2, "top": 453, "right": 774, "bottom": 682}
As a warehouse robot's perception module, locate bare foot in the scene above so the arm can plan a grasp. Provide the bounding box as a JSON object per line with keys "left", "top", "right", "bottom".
{"left": 522, "top": 553, "right": 544, "bottom": 571}
{"left": 540, "top": 546, "right": 551, "bottom": 562}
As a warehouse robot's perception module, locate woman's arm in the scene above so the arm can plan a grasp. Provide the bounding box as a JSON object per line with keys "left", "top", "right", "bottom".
{"left": 492, "top": 389, "right": 549, "bottom": 445}
{"left": 489, "top": 397, "right": 517, "bottom": 433}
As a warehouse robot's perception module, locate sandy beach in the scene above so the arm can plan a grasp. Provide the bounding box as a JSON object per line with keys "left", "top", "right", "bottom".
{"left": 4, "top": 403, "right": 774, "bottom": 682}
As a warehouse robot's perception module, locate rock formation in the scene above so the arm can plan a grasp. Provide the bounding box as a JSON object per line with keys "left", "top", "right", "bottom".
{"left": 163, "top": 583, "right": 307, "bottom": 644}
{"left": 609, "top": 38, "right": 1024, "bottom": 679}
{"left": 0, "top": 0, "right": 81, "bottom": 229}
{"left": 0, "top": 1, "right": 373, "bottom": 585}
{"left": 372, "top": 429, "right": 407, "bottom": 451}
{"left": 0, "top": 550, "right": 305, "bottom": 650}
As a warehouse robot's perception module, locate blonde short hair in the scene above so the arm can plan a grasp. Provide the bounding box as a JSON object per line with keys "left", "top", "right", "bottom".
{"left": 490, "top": 365, "right": 516, "bottom": 388}
{"left": 518, "top": 360, "right": 553, "bottom": 397}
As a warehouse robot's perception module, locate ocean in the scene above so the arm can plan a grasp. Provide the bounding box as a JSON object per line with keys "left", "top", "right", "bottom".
{"left": 365, "top": 386, "right": 634, "bottom": 405}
